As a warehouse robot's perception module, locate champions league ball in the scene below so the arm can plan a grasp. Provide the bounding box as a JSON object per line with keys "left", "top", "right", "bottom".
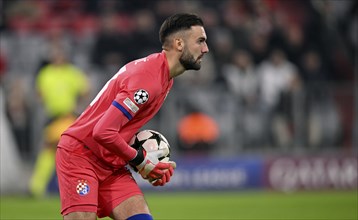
{"left": 129, "top": 129, "right": 171, "bottom": 162}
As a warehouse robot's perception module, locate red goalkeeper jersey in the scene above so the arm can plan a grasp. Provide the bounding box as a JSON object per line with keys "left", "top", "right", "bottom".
{"left": 59, "top": 51, "right": 173, "bottom": 168}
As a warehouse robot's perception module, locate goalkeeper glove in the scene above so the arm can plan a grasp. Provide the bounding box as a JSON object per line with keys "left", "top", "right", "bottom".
{"left": 129, "top": 146, "right": 176, "bottom": 180}
{"left": 149, "top": 165, "right": 175, "bottom": 186}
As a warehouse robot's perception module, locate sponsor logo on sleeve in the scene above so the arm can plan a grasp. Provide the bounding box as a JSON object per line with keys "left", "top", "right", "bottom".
{"left": 123, "top": 97, "right": 139, "bottom": 113}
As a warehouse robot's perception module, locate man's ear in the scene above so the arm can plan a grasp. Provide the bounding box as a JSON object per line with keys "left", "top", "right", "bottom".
{"left": 175, "top": 38, "right": 184, "bottom": 52}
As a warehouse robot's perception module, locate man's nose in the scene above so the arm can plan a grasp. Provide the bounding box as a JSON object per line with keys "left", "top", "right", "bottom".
{"left": 202, "top": 43, "right": 209, "bottom": 53}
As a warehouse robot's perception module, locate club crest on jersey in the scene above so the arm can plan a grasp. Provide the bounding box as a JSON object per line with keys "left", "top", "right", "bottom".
{"left": 134, "top": 89, "right": 149, "bottom": 104}
{"left": 76, "top": 180, "right": 90, "bottom": 196}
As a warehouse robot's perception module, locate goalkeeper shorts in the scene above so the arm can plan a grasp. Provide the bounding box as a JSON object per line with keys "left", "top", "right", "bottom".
{"left": 56, "top": 138, "right": 143, "bottom": 218}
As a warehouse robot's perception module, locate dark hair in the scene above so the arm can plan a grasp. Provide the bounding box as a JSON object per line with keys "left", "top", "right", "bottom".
{"left": 159, "top": 13, "right": 204, "bottom": 45}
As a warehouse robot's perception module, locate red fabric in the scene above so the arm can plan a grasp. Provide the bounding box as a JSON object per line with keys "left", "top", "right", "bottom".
{"left": 60, "top": 51, "right": 173, "bottom": 168}
{"left": 56, "top": 142, "right": 143, "bottom": 218}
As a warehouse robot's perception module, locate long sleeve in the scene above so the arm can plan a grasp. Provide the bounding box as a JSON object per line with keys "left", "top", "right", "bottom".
{"left": 93, "top": 102, "right": 137, "bottom": 162}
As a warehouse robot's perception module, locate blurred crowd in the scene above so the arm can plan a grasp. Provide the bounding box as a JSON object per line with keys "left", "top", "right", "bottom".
{"left": 0, "top": 0, "right": 356, "bottom": 161}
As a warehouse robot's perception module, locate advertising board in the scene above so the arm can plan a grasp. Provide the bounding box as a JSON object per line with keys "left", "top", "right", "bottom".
{"left": 134, "top": 157, "right": 264, "bottom": 190}
{"left": 264, "top": 156, "right": 357, "bottom": 191}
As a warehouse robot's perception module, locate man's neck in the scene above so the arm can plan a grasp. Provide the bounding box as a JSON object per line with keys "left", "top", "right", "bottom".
{"left": 163, "top": 50, "right": 185, "bottom": 78}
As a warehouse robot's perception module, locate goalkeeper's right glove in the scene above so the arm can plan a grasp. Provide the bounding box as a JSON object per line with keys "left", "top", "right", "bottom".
{"left": 129, "top": 146, "right": 176, "bottom": 180}
{"left": 149, "top": 165, "right": 175, "bottom": 186}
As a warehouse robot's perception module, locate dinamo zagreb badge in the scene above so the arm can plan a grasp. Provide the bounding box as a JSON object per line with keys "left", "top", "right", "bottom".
{"left": 76, "top": 180, "right": 90, "bottom": 196}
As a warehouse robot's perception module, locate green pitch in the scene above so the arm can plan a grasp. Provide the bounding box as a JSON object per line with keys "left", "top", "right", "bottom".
{"left": 1, "top": 190, "right": 357, "bottom": 220}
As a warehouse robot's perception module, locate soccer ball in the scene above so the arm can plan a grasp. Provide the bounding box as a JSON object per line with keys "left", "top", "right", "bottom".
{"left": 129, "top": 129, "right": 171, "bottom": 162}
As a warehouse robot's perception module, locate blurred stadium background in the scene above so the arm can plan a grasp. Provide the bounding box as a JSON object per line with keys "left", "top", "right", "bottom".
{"left": 0, "top": 0, "right": 357, "bottom": 219}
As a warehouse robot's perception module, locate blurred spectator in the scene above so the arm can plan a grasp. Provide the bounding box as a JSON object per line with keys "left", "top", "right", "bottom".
{"left": 248, "top": 31, "right": 270, "bottom": 65}
{"left": 0, "top": 74, "right": 25, "bottom": 195}
{"left": 221, "top": 0, "right": 251, "bottom": 49}
{"left": 300, "top": 50, "right": 341, "bottom": 148}
{"left": 36, "top": 47, "right": 89, "bottom": 118}
{"left": 90, "top": 12, "right": 132, "bottom": 90}
{"left": 130, "top": 9, "right": 161, "bottom": 58}
{"left": 209, "top": 28, "right": 235, "bottom": 74}
{"left": 178, "top": 109, "right": 219, "bottom": 155}
{"left": 306, "top": 0, "right": 355, "bottom": 81}
{"left": 153, "top": 0, "right": 178, "bottom": 22}
{"left": 222, "top": 49, "right": 263, "bottom": 148}
{"left": 258, "top": 49, "right": 302, "bottom": 149}
{"left": 5, "top": 78, "right": 32, "bottom": 159}
{"left": 29, "top": 46, "right": 90, "bottom": 197}
{"left": 280, "top": 23, "right": 308, "bottom": 67}
{"left": 241, "top": 1, "right": 274, "bottom": 65}
{"left": 222, "top": 49, "right": 259, "bottom": 105}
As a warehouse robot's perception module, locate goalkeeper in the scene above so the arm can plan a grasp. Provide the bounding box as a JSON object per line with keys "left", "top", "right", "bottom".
{"left": 56, "top": 13, "right": 209, "bottom": 220}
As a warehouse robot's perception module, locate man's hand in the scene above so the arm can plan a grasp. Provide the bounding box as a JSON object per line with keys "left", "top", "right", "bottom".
{"left": 149, "top": 164, "right": 175, "bottom": 186}
{"left": 129, "top": 147, "right": 176, "bottom": 181}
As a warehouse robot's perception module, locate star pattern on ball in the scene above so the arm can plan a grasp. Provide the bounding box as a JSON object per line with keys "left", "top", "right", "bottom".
{"left": 130, "top": 130, "right": 171, "bottom": 161}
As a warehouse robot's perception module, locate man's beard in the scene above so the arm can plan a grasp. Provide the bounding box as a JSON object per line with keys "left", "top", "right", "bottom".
{"left": 179, "top": 49, "right": 201, "bottom": 70}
